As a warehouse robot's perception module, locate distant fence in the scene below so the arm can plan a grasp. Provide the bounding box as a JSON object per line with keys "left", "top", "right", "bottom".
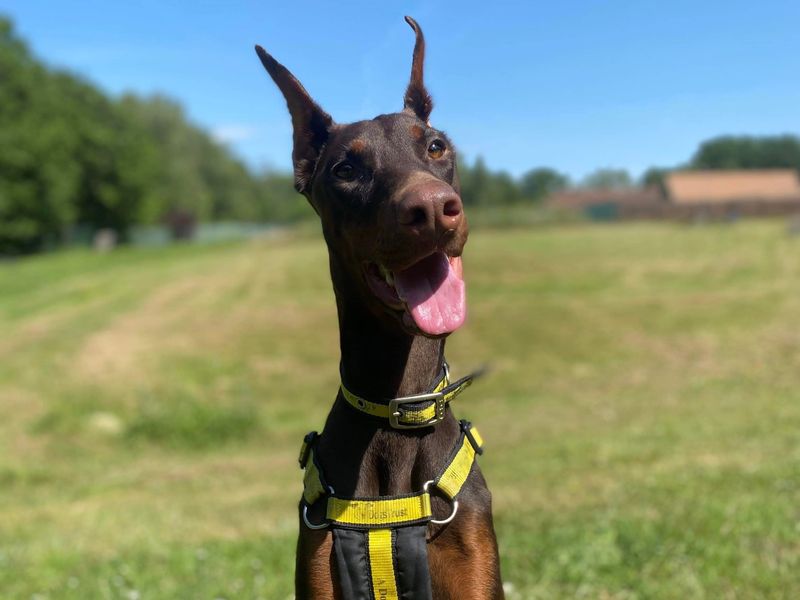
{"left": 571, "top": 199, "right": 800, "bottom": 222}
{"left": 60, "top": 222, "right": 284, "bottom": 251}
{"left": 618, "top": 199, "right": 800, "bottom": 222}
{"left": 129, "top": 222, "right": 282, "bottom": 247}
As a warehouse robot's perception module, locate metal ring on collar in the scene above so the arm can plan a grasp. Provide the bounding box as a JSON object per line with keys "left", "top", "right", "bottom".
{"left": 423, "top": 480, "right": 459, "bottom": 525}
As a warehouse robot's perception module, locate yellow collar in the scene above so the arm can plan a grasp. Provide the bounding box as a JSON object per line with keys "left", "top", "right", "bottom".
{"left": 339, "top": 363, "right": 481, "bottom": 429}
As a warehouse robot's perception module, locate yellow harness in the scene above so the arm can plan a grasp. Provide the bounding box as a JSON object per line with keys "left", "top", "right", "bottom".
{"left": 298, "top": 364, "right": 485, "bottom": 600}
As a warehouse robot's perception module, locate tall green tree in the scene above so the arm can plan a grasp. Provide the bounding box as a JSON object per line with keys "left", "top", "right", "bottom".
{"left": 691, "top": 135, "right": 800, "bottom": 170}
{"left": 0, "top": 17, "right": 310, "bottom": 254}
{"left": 520, "top": 167, "right": 570, "bottom": 202}
{"left": 581, "top": 168, "right": 632, "bottom": 189}
{"left": 0, "top": 18, "right": 157, "bottom": 251}
{"left": 0, "top": 17, "right": 73, "bottom": 252}
{"left": 459, "top": 156, "right": 524, "bottom": 206}
{"left": 459, "top": 156, "right": 489, "bottom": 206}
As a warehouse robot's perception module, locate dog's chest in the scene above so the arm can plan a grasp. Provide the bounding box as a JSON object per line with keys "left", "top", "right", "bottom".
{"left": 353, "top": 432, "right": 425, "bottom": 496}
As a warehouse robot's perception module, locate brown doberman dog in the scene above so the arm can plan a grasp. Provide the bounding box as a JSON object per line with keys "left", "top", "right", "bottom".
{"left": 256, "top": 17, "right": 503, "bottom": 600}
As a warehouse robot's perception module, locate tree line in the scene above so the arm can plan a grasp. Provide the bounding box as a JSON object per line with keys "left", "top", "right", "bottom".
{"left": 0, "top": 17, "right": 302, "bottom": 254}
{"left": 461, "top": 134, "right": 800, "bottom": 207}
{"left": 642, "top": 135, "right": 800, "bottom": 189}
{"left": 2, "top": 16, "right": 800, "bottom": 255}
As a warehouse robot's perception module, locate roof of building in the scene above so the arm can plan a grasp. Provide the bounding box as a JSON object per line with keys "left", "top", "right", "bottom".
{"left": 664, "top": 169, "right": 800, "bottom": 204}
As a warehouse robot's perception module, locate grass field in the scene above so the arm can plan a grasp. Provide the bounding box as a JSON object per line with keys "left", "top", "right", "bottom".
{"left": 2, "top": 221, "right": 800, "bottom": 599}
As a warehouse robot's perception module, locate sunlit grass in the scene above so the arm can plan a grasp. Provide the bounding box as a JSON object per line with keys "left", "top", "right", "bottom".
{"left": 2, "top": 221, "right": 799, "bottom": 598}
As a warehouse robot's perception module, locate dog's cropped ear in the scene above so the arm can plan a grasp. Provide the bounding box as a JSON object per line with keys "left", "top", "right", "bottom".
{"left": 403, "top": 16, "right": 433, "bottom": 123}
{"left": 255, "top": 45, "right": 333, "bottom": 196}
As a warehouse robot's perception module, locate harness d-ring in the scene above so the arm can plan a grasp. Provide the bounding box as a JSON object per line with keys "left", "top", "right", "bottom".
{"left": 302, "top": 503, "right": 329, "bottom": 530}
{"left": 302, "top": 486, "right": 335, "bottom": 530}
{"left": 423, "top": 480, "right": 459, "bottom": 525}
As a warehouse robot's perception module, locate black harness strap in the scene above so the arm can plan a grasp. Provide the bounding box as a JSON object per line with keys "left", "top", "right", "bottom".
{"left": 332, "top": 525, "right": 432, "bottom": 600}
{"left": 392, "top": 525, "right": 432, "bottom": 599}
{"left": 332, "top": 528, "right": 374, "bottom": 600}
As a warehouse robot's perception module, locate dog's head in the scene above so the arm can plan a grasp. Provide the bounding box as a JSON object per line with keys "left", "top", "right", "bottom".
{"left": 256, "top": 17, "right": 468, "bottom": 338}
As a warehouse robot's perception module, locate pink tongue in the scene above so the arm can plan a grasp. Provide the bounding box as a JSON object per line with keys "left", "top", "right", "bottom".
{"left": 394, "top": 253, "right": 466, "bottom": 335}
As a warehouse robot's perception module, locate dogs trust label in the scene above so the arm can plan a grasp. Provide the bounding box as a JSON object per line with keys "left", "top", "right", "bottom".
{"left": 328, "top": 495, "right": 431, "bottom": 526}
{"left": 345, "top": 500, "right": 408, "bottom": 522}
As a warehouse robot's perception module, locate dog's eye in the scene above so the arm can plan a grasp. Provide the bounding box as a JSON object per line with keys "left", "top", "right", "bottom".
{"left": 427, "top": 140, "right": 446, "bottom": 159}
{"left": 333, "top": 162, "right": 356, "bottom": 181}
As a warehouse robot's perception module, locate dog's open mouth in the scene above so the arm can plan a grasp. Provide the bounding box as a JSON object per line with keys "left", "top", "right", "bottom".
{"left": 365, "top": 251, "right": 466, "bottom": 336}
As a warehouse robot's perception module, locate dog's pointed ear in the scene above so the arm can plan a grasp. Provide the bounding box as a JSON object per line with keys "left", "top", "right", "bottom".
{"left": 403, "top": 16, "right": 433, "bottom": 123}
{"left": 255, "top": 45, "right": 333, "bottom": 195}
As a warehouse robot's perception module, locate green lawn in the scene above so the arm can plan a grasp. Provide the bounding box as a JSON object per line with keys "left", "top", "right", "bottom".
{"left": 2, "top": 221, "right": 799, "bottom": 599}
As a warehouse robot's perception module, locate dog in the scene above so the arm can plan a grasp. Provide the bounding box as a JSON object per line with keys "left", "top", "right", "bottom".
{"left": 256, "top": 17, "right": 503, "bottom": 600}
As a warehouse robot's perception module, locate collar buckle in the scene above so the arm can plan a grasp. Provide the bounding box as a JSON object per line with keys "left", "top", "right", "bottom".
{"left": 388, "top": 391, "right": 446, "bottom": 429}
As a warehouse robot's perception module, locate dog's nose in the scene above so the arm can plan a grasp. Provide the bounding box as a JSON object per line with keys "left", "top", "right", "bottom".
{"left": 397, "top": 182, "right": 463, "bottom": 235}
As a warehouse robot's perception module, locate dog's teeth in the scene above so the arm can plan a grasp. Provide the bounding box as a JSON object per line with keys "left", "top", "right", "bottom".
{"left": 378, "top": 265, "right": 394, "bottom": 287}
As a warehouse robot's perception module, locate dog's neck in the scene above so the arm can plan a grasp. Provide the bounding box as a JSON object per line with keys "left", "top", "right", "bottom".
{"left": 330, "top": 257, "right": 444, "bottom": 400}
{"left": 321, "top": 252, "right": 456, "bottom": 500}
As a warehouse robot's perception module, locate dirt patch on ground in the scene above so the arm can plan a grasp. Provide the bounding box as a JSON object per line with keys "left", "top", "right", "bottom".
{"left": 74, "top": 271, "right": 242, "bottom": 383}
{"left": 73, "top": 251, "right": 335, "bottom": 386}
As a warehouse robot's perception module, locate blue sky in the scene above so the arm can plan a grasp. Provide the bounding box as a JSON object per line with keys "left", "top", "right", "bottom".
{"left": 4, "top": 0, "right": 799, "bottom": 180}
